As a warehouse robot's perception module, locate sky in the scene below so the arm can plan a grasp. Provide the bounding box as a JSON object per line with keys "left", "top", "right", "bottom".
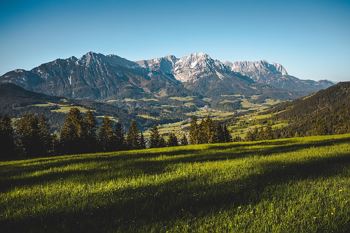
{"left": 0, "top": 0, "right": 349, "bottom": 82}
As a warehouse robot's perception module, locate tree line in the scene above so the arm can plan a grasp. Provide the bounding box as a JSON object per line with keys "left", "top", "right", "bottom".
{"left": 0, "top": 108, "right": 234, "bottom": 160}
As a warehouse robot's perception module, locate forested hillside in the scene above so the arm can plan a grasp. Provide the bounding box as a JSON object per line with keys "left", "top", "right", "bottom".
{"left": 273, "top": 82, "right": 350, "bottom": 136}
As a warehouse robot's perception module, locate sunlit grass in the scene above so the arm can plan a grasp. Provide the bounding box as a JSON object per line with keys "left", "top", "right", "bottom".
{"left": 1, "top": 134, "right": 350, "bottom": 232}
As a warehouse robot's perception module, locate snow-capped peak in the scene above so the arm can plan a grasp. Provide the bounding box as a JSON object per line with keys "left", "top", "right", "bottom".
{"left": 172, "top": 52, "right": 229, "bottom": 82}
{"left": 226, "top": 60, "right": 288, "bottom": 81}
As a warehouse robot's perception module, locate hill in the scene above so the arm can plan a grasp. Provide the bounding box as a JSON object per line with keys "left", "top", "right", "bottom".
{"left": 1, "top": 134, "right": 350, "bottom": 232}
{"left": 273, "top": 82, "right": 350, "bottom": 136}
{"left": 0, "top": 83, "right": 135, "bottom": 131}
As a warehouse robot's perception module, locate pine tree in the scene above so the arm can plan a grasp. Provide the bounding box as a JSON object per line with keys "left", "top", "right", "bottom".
{"left": 37, "top": 115, "right": 52, "bottom": 155}
{"left": 222, "top": 124, "right": 232, "bottom": 142}
{"left": 114, "top": 122, "right": 125, "bottom": 150}
{"left": 0, "top": 115, "right": 16, "bottom": 159}
{"left": 205, "top": 117, "right": 216, "bottom": 143}
{"left": 167, "top": 133, "right": 178, "bottom": 147}
{"left": 189, "top": 116, "right": 199, "bottom": 144}
{"left": 98, "top": 116, "right": 116, "bottom": 152}
{"left": 126, "top": 120, "right": 140, "bottom": 149}
{"left": 60, "top": 108, "right": 84, "bottom": 154}
{"left": 180, "top": 134, "right": 188, "bottom": 145}
{"left": 198, "top": 119, "right": 208, "bottom": 144}
{"left": 15, "top": 113, "right": 41, "bottom": 157}
{"left": 149, "top": 125, "right": 161, "bottom": 148}
{"left": 159, "top": 136, "right": 166, "bottom": 148}
{"left": 84, "top": 110, "right": 97, "bottom": 152}
{"left": 139, "top": 132, "right": 146, "bottom": 149}
{"left": 215, "top": 124, "right": 224, "bottom": 142}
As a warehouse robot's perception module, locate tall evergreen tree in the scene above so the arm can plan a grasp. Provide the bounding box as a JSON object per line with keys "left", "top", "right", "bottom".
{"left": 139, "top": 132, "right": 146, "bottom": 149}
{"left": 205, "top": 117, "right": 216, "bottom": 143}
{"left": 98, "top": 116, "right": 116, "bottom": 152}
{"left": 167, "top": 133, "right": 178, "bottom": 147}
{"left": 198, "top": 116, "right": 216, "bottom": 144}
{"left": 222, "top": 124, "right": 232, "bottom": 142}
{"left": 180, "top": 134, "right": 188, "bottom": 145}
{"left": 114, "top": 122, "right": 125, "bottom": 150}
{"left": 189, "top": 116, "right": 199, "bottom": 144}
{"left": 83, "top": 111, "right": 97, "bottom": 152}
{"left": 126, "top": 120, "right": 140, "bottom": 149}
{"left": 215, "top": 124, "right": 224, "bottom": 142}
{"left": 37, "top": 115, "right": 52, "bottom": 155}
{"left": 149, "top": 125, "right": 161, "bottom": 148}
{"left": 0, "top": 115, "right": 16, "bottom": 159}
{"left": 159, "top": 136, "right": 166, "bottom": 148}
{"left": 15, "top": 113, "right": 42, "bottom": 157}
{"left": 198, "top": 119, "right": 208, "bottom": 144}
{"left": 60, "top": 108, "right": 84, "bottom": 154}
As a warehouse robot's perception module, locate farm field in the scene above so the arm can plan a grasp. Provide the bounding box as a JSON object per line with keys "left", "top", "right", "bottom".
{"left": 1, "top": 134, "right": 350, "bottom": 232}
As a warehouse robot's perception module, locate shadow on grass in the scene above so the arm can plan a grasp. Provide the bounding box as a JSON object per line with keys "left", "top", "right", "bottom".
{"left": 1, "top": 137, "right": 349, "bottom": 194}
{"left": 1, "top": 148, "right": 350, "bottom": 233}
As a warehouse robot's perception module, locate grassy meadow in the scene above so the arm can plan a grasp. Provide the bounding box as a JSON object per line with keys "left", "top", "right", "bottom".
{"left": 1, "top": 134, "right": 350, "bottom": 232}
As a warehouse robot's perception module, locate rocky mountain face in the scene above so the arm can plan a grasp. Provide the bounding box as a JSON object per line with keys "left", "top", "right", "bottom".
{"left": 1, "top": 52, "right": 333, "bottom": 102}
{"left": 227, "top": 60, "right": 333, "bottom": 95}
{"left": 138, "top": 53, "right": 259, "bottom": 97}
{"left": 0, "top": 52, "right": 189, "bottom": 100}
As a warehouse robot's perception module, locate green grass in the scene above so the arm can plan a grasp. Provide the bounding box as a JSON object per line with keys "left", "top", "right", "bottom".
{"left": 51, "top": 105, "right": 91, "bottom": 113}
{"left": 1, "top": 134, "right": 350, "bottom": 232}
{"left": 169, "top": 96, "right": 194, "bottom": 102}
{"left": 137, "top": 114, "right": 160, "bottom": 121}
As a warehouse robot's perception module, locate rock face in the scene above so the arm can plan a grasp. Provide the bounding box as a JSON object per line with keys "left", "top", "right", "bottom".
{"left": 0, "top": 52, "right": 189, "bottom": 100}
{"left": 1, "top": 51, "right": 333, "bottom": 101}
{"left": 140, "top": 53, "right": 259, "bottom": 97}
{"left": 226, "top": 60, "right": 333, "bottom": 95}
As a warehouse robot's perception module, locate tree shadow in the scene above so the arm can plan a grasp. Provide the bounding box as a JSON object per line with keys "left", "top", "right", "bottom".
{"left": 1, "top": 149, "right": 350, "bottom": 233}
{"left": 1, "top": 137, "right": 349, "bottom": 194}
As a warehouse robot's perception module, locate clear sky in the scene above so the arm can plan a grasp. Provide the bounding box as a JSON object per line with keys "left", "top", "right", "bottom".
{"left": 0, "top": 0, "right": 349, "bottom": 82}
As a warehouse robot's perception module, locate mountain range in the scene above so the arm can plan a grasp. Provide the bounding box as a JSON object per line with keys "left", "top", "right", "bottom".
{"left": 0, "top": 52, "right": 333, "bottom": 102}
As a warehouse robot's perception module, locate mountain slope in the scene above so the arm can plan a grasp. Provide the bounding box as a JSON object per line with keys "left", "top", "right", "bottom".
{"left": 0, "top": 52, "right": 189, "bottom": 100}
{"left": 1, "top": 51, "right": 334, "bottom": 103}
{"left": 0, "top": 83, "right": 135, "bottom": 130}
{"left": 227, "top": 60, "right": 333, "bottom": 95}
{"left": 273, "top": 81, "right": 350, "bottom": 135}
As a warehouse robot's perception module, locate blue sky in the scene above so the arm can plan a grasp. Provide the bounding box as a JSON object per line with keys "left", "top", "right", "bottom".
{"left": 0, "top": 0, "right": 349, "bottom": 81}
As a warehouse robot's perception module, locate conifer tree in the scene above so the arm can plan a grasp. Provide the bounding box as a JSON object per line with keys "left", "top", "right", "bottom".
{"left": 98, "top": 116, "right": 116, "bottom": 152}
{"left": 167, "top": 133, "right": 178, "bottom": 147}
{"left": 159, "top": 136, "right": 166, "bottom": 148}
{"left": 15, "top": 113, "right": 41, "bottom": 157}
{"left": 0, "top": 115, "right": 16, "bottom": 159}
{"left": 189, "top": 116, "right": 199, "bottom": 144}
{"left": 139, "top": 132, "right": 146, "bottom": 149}
{"left": 60, "top": 108, "right": 84, "bottom": 154}
{"left": 180, "top": 134, "right": 188, "bottom": 145}
{"left": 222, "top": 124, "right": 232, "bottom": 142}
{"left": 37, "top": 115, "right": 52, "bottom": 155}
{"left": 205, "top": 117, "right": 216, "bottom": 143}
{"left": 149, "top": 125, "right": 161, "bottom": 148}
{"left": 114, "top": 122, "right": 125, "bottom": 150}
{"left": 215, "top": 124, "right": 224, "bottom": 142}
{"left": 126, "top": 120, "right": 140, "bottom": 149}
{"left": 84, "top": 110, "right": 97, "bottom": 152}
{"left": 198, "top": 119, "right": 208, "bottom": 144}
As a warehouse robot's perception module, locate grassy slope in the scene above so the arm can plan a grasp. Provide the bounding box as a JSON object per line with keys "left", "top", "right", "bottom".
{"left": 1, "top": 134, "right": 350, "bottom": 233}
